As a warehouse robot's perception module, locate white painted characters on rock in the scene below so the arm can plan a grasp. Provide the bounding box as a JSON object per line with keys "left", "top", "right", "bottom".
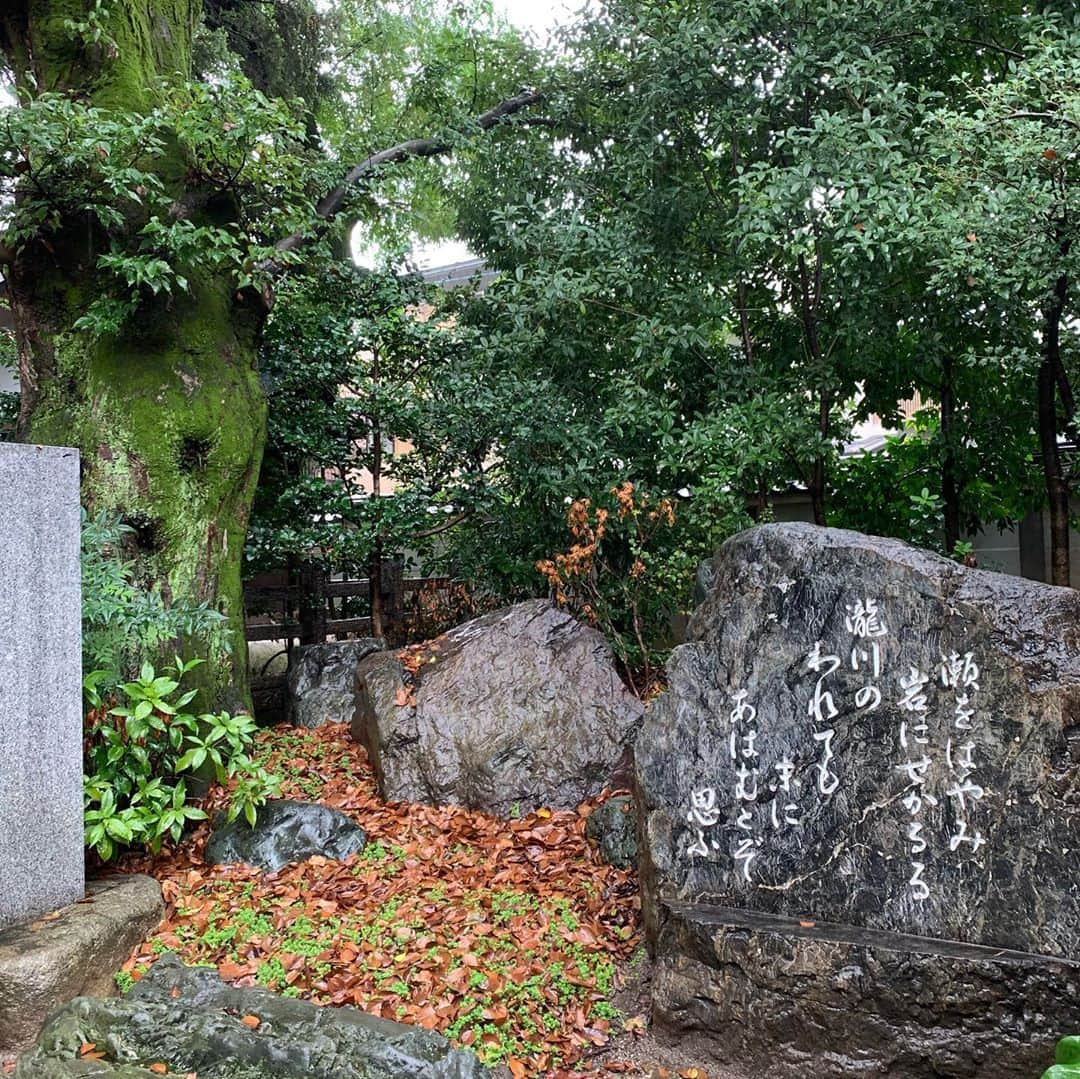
{"left": 845, "top": 598, "right": 888, "bottom": 639}
{"left": 686, "top": 785, "right": 721, "bottom": 857}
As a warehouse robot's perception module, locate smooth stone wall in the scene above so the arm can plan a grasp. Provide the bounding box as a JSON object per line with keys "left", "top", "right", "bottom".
{"left": 0, "top": 444, "right": 83, "bottom": 929}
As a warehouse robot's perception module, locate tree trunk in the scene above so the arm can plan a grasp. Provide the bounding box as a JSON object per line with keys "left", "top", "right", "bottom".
{"left": 809, "top": 390, "right": 829, "bottom": 527}
{"left": 797, "top": 252, "right": 828, "bottom": 527}
{"left": 1040, "top": 271, "right": 1071, "bottom": 587}
{"left": 369, "top": 351, "right": 385, "bottom": 640}
{"left": 1, "top": 1, "right": 266, "bottom": 709}
{"left": 940, "top": 353, "right": 961, "bottom": 554}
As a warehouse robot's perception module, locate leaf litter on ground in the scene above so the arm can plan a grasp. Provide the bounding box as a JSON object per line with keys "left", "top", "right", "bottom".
{"left": 119, "top": 722, "right": 647, "bottom": 1077}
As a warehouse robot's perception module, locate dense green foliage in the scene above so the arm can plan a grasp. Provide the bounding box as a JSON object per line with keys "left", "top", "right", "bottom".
{"left": 81, "top": 512, "right": 276, "bottom": 861}
{"left": 84, "top": 658, "right": 278, "bottom": 862}
{"left": 81, "top": 510, "right": 228, "bottom": 701}
{"left": 249, "top": 265, "right": 506, "bottom": 583}
{"left": 416, "top": 0, "right": 1080, "bottom": 650}
{"left": 0, "top": 0, "right": 537, "bottom": 706}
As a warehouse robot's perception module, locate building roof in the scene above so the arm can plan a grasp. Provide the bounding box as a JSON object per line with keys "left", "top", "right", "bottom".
{"left": 419, "top": 257, "right": 500, "bottom": 291}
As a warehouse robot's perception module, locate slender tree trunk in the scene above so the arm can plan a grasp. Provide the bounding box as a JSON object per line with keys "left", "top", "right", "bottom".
{"left": 940, "top": 353, "right": 961, "bottom": 553}
{"left": 797, "top": 252, "right": 828, "bottom": 526}
{"left": 810, "top": 390, "right": 829, "bottom": 527}
{"left": 369, "top": 347, "right": 385, "bottom": 639}
{"left": 1, "top": 1, "right": 265, "bottom": 709}
{"left": 1040, "top": 270, "right": 1071, "bottom": 587}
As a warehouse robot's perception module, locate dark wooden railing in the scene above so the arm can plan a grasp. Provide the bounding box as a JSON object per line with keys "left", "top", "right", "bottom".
{"left": 243, "top": 560, "right": 450, "bottom": 647}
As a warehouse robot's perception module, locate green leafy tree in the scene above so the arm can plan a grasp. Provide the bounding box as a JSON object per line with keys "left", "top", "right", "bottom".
{"left": 249, "top": 262, "right": 509, "bottom": 635}
{"left": 0, "top": 0, "right": 539, "bottom": 706}
{"left": 904, "top": 13, "right": 1080, "bottom": 583}
{"left": 449, "top": 0, "right": 1080, "bottom": 630}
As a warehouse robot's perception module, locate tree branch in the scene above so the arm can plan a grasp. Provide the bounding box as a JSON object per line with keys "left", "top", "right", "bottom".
{"left": 265, "top": 88, "right": 543, "bottom": 271}
{"left": 1005, "top": 111, "right": 1080, "bottom": 131}
{"left": 414, "top": 510, "right": 470, "bottom": 539}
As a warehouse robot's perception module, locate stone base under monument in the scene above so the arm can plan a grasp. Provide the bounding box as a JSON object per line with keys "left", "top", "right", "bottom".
{"left": 650, "top": 901, "right": 1080, "bottom": 1079}
{"left": 0, "top": 875, "right": 163, "bottom": 1061}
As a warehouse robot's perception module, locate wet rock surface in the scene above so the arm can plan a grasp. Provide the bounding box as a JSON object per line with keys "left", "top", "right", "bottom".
{"left": 636, "top": 523, "right": 1080, "bottom": 1076}
{"left": 586, "top": 796, "right": 638, "bottom": 869}
{"left": 652, "top": 903, "right": 1080, "bottom": 1079}
{"left": 637, "top": 523, "right": 1080, "bottom": 955}
{"left": 14, "top": 954, "right": 488, "bottom": 1078}
{"left": 0, "top": 876, "right": 163, "bottom": 1058}
{"left": 287, "top": 639, "right": 385, "bottom": 729}
{"left": 352, "top": 600, "right": 643, "bottom": 817}
{"left": 204, "top": 800, "right": 367, "bottom": 871}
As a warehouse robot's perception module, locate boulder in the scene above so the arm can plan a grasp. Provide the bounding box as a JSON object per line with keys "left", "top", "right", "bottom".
{"left": 352, "top": 600, "right": 644, "bottom": 816}
{"left": 287, "top": 639, "right": 384, "bottom": 728}
{"left": 0, "top": 875, "right": 163, "bottom": 1059}
{"left": 585, "top": 796, "right": 638, "bottom": 869}
{"left": 14, "top": 954, "right": 488, "bottom": 1078}
{"left": 204, "top": 800, "right": 367, "bottom": 871}
{"left": 636, "top": 523, "right": 1080, "bottom": 1077}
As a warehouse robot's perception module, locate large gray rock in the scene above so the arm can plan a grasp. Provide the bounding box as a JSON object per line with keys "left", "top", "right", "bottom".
{"left": 204, "top": 800, "right": 367, "bottom": 871}
{"left": 15, "top": 954, "right": 487, "bottom": 1078}
{"left": 0, "top": 444, "right": 84, "bottom": 930}
{"left": 0, "top": 875, "right": 163, "bottom": 1058}
{"left": 636, "top": 523, "right": 1080, "bottom": 1076}
{"left": 287, "top": 639, "right": 384, "bottom": 728}
{"left": 352, "top": 600, "right": 644, "bottom": 816}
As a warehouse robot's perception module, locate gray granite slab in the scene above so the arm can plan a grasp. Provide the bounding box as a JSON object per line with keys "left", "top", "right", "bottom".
{"left": 0, "top": 443, "right": 83, "bottom": 929}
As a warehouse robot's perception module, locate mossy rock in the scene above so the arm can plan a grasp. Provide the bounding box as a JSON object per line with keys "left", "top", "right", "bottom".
{"left": 1043, "top": 1037, "right": 1080, "bottom": 1078}
{"left": 15, "top": 955, "right": 487, "bottom": 1078}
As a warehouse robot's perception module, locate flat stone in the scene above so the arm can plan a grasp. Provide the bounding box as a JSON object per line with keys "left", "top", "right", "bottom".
{"left": 651, "top": 902, "right": 1080, "bottom": 1079}
{"left": 287, "top": 639, "right": 385, "bottom": 729}
{"left": 352, "top": 600, "right": 643, "bottom": 817}
{"left": 0, "top": 875, "right": 164, "bottom": 1058}
{"left": 0, "top": 444, "right": 83, "bottom": 930}
{"left": 204, "top": 800, "right": 367, "bottom": 871}
{"left": 15, "top": 954, "right": 488, "bottom": 1078}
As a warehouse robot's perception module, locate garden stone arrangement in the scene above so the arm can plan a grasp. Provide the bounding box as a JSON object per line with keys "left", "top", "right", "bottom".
{"left": 636, "top": 522, "right": 1080, "bottom": 1078}
{"left": 287, "top": 638, "right": 385, "bottom": 728}
{"left": 14, "top": 955, "right": 486, "bottom": 1078}
{"left": 352, "top": 599, "right": 643, "bottom": 816}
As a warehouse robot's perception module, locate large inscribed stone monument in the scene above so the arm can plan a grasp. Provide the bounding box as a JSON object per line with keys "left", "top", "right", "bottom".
{"left": 636, "top": 523, "right": 1080, "bottom": 1077}
{"left": 0, "top": 444, "right": 83, "bottom": 929}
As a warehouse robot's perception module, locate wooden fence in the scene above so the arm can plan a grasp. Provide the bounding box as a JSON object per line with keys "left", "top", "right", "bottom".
{"left": 243, "top": 560, "right": 450, "bottom": 648}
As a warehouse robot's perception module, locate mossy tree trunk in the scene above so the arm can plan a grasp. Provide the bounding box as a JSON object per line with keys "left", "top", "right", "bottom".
{"left": 1, "top": 1, "right": 267, "bottom": 710}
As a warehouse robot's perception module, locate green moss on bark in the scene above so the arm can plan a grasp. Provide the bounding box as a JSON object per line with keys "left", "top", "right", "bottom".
{"left": 4, "top": 2, "right": 267, "bottom": 710}
{"left": 27, "top": 279, "right": 265, "bottom": 710}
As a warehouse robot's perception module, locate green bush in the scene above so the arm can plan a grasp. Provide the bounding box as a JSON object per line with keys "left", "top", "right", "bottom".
{"left": 81, "top": 509, "right": 228, "bottom": 701}
{"left": 84, "top": 658, "right": 279, "bottom": 862}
